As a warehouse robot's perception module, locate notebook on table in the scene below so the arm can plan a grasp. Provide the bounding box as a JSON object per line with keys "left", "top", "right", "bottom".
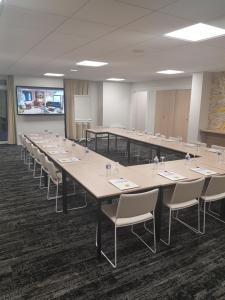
{"left": 158, "top": 170, "right": 187, "bottom": 181}
{"left": 58, "top": 157, "right": 79, "bottom": 163}
{"left": 108, "top": 178, "right": 139, "bottom": 191}
{"left": 191, "top": 167, "right": 217, "bottom": 176}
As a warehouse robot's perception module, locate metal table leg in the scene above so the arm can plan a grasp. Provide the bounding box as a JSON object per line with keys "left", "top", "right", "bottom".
{"left": 95, "top": 133, "right": 98, "bottom": 152}
{"left": 127, "top": 139, "right": 130, "bottom": 164}
{"left": 97, "top": 200, "right": 102, "bottom": 260}
{"left": 62, "top": 169, "right": 68, "bottom": 213}
{"left": 107, "top": 133, "right": 110, "bottom": 153}
{"left": 85, "top": 130, "right": 88, "bottom": 147}
{"left": 155, "top": 187, "right": 163, "bottom": 245}
{"left": 115, "top": 135, "right": 118, "bottom": 151}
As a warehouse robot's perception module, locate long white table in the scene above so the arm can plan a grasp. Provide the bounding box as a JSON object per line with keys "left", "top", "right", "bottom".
{"left": 26, "top": 130, "right": 225, "bottom": 259}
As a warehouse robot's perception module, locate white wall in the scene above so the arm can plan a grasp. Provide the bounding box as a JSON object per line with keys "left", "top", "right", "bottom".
{"left": 14, "top": 76, "right": 65, "bottom": 143}
{"left": 187, "top": 72, "right": 211, "bottom": 142}
{"left": 103, "top": 82, "right": 131, "bottom": 128}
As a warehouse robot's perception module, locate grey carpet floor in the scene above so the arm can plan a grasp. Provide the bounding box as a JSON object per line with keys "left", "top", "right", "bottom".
{"left": 1, "top": 145, "right": 225, "bottom": 300}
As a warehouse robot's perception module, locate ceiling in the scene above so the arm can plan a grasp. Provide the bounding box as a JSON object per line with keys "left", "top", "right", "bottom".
{"left": 1, "top": 0, "right": 225, "bottom": 82}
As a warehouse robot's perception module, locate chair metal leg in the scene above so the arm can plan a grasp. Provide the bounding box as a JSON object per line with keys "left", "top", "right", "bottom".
{"left": 131, "top": 214, "right": 157, "bottom": 253}
{"left": 173, "top": 202, "right": 202, "bottom": 235}
{"left": 160, "top": 208, "right": 172, "bottom": 246}
{"left": 96, "top": 223, "right": 117, "bottom": 268}
{"left": 202, "top": 200, "right": 225, "bottom": 231}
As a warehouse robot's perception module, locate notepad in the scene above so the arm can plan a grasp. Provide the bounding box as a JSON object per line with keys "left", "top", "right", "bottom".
{"left": 158, "top": 170, "right": 187, "bottom": 181}
{"left": 58, "top": 157, "right": 79, "bottom": 163}
{"left": 48, "top": 150, "right": 67, "bottom": 155}
{"left": 191, "top": 167, "right": 217, "bottom": 176}
{"left": 208, "top": 149, "right": 219, "bottom": 153}
{"left": 108, "top": 178, "right": 139, "bottom": 190}
{"left": 43, "top": 144, "right": 57, "bottom": 148}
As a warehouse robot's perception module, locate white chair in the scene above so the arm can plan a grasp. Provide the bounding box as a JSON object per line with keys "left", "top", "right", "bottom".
{"left": 161, "top": 178, "right": 205, "bottom": 246}
{"left": 96, "top": 189, "right": 159, "bottom": 268}
{"left": 45, "top": 158, "right": 87, "bottom": 213}
{"left": 201, "top": 175, "right": 225, "bottom": 233}
{"left": 25, "top": 141, "right": 35, "bottom": 170}
{"left": 18, "top": 134, "right": 26, "bottom": 160}
{"left": 32, "top": 148, "right": 42, "bottom": 178}
{"left": 38, "top": 152, "right": 49, "bottom": 189}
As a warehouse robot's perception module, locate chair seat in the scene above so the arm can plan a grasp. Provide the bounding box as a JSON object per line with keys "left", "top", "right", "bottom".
{"left": 102, "top": 203, "right": 153, "bottom": 227}
{"left": 201, "top": 192, "right": 225, "bottom": 202}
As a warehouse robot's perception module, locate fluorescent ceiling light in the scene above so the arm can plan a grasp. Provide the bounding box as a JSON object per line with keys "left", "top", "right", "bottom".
{"left": 44, "top": 73, "right": 64, "bottom": 77}
{"left": 156, "top": 70, "right": 184, "bottom": 75}
{"left": 76, "top": 60, "right": 108, "bottom": 67}
{"left": 165, "top": 23, "right": 225, "bottom": 42}
{"left": 106, "top": 78, "right": 125, "bottom": 81}
{"left": 70, "top": 69, "right": 78, "bottom": 72}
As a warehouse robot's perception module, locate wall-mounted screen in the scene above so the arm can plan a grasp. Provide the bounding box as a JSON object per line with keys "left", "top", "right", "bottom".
{"left": 16, "top": 86, "right": 64, "bottom": 115}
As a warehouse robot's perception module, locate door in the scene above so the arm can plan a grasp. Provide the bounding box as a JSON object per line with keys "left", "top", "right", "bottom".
{"left": 155, "top": 90, "right": 176, "bottom": 136}
{"left": 0, "top": 80, "right": 7, "bottom": 142}
{"left": 172, "top": 90, "right": 191, "bottom": 141}
{"left": 155, "top": 89, "right": 190, "bottom": 140}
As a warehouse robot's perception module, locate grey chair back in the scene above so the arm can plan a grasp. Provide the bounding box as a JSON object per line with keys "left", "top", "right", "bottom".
{"left": 116, "top": 189, "right": 158, "bottom": 219}
{"left": 204, "top": 175, "right": 225, "bottom": 197}
{"left": 170, "top": 178, "right": 205, "bottom": 205}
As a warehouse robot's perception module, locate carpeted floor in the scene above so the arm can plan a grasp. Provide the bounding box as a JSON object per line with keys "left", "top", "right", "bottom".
{"left": 1, "top": 144, "right": 225, "bottom": 299}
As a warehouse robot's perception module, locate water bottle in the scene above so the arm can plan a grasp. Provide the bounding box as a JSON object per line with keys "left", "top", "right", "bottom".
{"left": 106, "top": 161, "right": 111, "bottom": 177}
{"left": 113, "top": 162, "right": 120, "bottom": 177}
{"left": 185, "top": 153, "right": 191, "bottom": 167}
{"left": 153, "top": 156, "right": 159, "bottom": 172}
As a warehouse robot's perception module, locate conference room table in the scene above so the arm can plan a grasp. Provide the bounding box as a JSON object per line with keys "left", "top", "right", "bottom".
{"left": 26, "top": 129, "right": 225, "bottom": 259}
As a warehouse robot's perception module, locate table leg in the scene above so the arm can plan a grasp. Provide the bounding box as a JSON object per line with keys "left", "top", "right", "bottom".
{"left": 157, "top": 146, "right": 161, "bottom": 158}
{"left": 115, "top": 135, "right": 118, "bottom": 151}
{"left": 127, "top": 139, "right": 130, "bottom": 164}
{"left": 62, "top": 169, "right": 68, "bottom": 214}
{"left": 95, "top": 133, "right": 98, "bottom": 152}
{"left": 85, "top": 130, "right": 88, "bottom": 147}
{"left": 43, "top": 170, "right": 48, "bottom": 187}
{"left": 220, "top": 199, "right": 225, "bottom": 219}
{"left": 155, "top": 187, "right": 162, "bottom": 245}
{"left": 97, "top": 200, "right": 102, "bottom": 260}
{"left": 107, "top": 133, "right": 110, "bottom": 153}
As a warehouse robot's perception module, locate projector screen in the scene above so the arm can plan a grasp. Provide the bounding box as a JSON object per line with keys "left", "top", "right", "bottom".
{"left": 16, "top": 86, "right": 64, "bottom": 115}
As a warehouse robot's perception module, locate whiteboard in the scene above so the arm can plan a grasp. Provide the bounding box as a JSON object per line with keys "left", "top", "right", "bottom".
{"left": 74, "top": 95, "right": 92, "bottom": 121}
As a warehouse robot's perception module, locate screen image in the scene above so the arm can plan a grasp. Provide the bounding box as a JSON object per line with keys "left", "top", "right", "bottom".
{"left": 16, "top": 86, "right": 64, "bottom": 115}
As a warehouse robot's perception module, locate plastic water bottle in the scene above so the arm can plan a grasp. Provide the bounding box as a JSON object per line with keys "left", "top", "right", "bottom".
{"left": 185, "top": 153, "right": 191, "bottom": 167}
{"left": 113, "top": 162, "right": 120, "bottom": 177}
{"left": 106, "top": 161, "right": 111, "bottom": 177}
{"left": 153, "top": 156, "right": 159, "bottom": 172}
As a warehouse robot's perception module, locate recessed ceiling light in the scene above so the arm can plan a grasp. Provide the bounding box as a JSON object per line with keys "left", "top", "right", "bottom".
{"left": 70, "top": 69, "right": 78, "bottom": 72}
{"left": 44, "top": 73, "right": 64, "bottom": 77}
{"left": 106, "top": 78, "right": 125, "bottom": 81}
{"left": 76, "top": 60, "right": 108, "bottom": 67}
{"left": 165, "top": 23, "right": 225, "bottom": 42}
{"left": 156, "top": 70, "right": 184, "bottom": 75}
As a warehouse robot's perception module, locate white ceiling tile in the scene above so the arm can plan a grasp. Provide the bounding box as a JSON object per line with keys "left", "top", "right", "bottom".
{"left": 0, "top": 5, "right": 66, "bottom": 32}
{"left": 6, "top": 0, "right": 89, "bottom": 17}
{"left": 124, "top": 12, "right": 192, "bottom": 34}
{"left": 115, "top": 0, "right": 178, "bottom": 10}
{"left": 28, "top": 34, "right": 89, "bottom": 58}
{"left": 74, "top": 0, "right": 151, "bottom": 26}
{"left": 55, "top": 18, "right": 116, "bottom": 39}
{"left": 161, "top": 0, "right": 225, "bottom": 22}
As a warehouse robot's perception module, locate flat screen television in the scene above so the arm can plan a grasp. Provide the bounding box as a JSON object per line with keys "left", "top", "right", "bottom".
{"left": 16, "top": 86, "right": 64, "bottom": 115}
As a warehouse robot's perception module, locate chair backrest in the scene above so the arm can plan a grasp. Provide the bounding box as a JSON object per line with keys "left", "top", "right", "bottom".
{"left": 205, "top": 175, "right": 225, "bottom": 197}
{"left": 39, "top": 153, "right": 48, "bottom": 171}
{"left": 19, "top": 134, "right": 24, "bottom": 145}
{"left": 171, "top": 178, "right": 205, "bottom": 204}
{"left": 116, "top": 189, "right": 158, "bottom": 219}
{"left": 30, "top": 144, "right": 37, "bottom": 157}
{"left": 25, "top": 141, "right": 32, "bottom": 153}
{"left": 45, "top": 159, "right": 59, "bottom": 183}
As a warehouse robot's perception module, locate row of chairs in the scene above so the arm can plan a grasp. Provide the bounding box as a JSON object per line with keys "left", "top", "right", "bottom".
{"left": 19, "top": 135, "right": 87, "bottom": 213}
{"left": 99, "top": 175, "right": 225, "bottom": 268}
